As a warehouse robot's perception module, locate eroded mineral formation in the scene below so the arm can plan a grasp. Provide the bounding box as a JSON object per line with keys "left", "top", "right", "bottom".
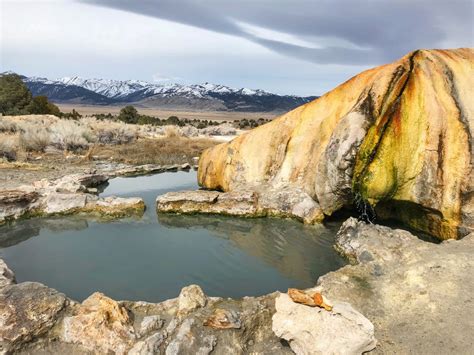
{"left": 159, "top": 48, "right": 474, "bottom": 239}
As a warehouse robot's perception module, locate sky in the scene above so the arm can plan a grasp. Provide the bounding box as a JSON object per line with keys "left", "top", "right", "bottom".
{"left": 1, "top": 0, "right": 473, "bottom": 96}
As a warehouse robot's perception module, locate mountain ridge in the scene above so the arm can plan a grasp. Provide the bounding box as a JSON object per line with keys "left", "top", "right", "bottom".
{"left": 2, "top": 72, "right": 317, "bottom": 112}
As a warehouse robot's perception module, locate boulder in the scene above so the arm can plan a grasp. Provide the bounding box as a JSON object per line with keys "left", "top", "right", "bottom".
{"left": 61, "top": 292, "right": 135, "bottom": 354}
{"left": 272, "top": 292, "right": 376, "bottom": 355}
{"left": 196, "top": 48, "right": 474, "bottom": 239}
{"left": 0, "top": 282, "right": 67, "bottom": 352}
{"left": 177, "top": 284, "right": 207, "bottom": 316}
{"left": 0, "top": 259, "right": 15, "bottom": 288}
{"left": 0, "top": 190, "right": 40, "bottom": 223}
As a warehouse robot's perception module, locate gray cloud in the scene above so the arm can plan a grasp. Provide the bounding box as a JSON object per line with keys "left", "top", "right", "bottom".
{"left": 80, "top": 0, "right": 473, "bottom": 65}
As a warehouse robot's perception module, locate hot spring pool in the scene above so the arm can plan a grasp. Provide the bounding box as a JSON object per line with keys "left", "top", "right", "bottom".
{"left": 0, "top": 171, "right": 345, "bottom": 302}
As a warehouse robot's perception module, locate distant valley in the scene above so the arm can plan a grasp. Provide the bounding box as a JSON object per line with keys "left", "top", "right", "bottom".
{"left": 8, "top": 72, "right": 317, "bottom": 112}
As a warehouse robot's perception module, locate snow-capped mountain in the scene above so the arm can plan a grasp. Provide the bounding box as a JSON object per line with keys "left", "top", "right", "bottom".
{"left": 16, "top": 73, "right": 317, "bottom": 112}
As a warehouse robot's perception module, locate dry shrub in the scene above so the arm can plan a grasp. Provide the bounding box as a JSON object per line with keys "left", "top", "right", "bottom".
{"left": 164, "top": 125, "right": 181, "bottom": 139}
{"left": 0, "top": 134, "right": 18, "bottom": 161}
{"left": 0, "top": 119, "right": 19, "bottom": 133}
{"left": 83, "top": 117, "right": 136, "bottom": 144}
{"left": 19, "top": 128, "right": 50, "bottom": 152}
{"left": 94, "top": 137, "right": 217, "bottom": 165}
{"left": 49, "top": 120, "right": 90, "bottom": 151}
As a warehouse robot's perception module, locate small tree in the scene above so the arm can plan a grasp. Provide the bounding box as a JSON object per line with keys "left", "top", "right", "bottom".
{"left": 166, "top": 116, "right": 180, "bottom": 125}
{"left": 118, "top": 105, "right": 139, "bottom": 124}
{"left": 0, "top": 74, "right": 32, "bottom": 115}
{"left": 28, "top": 96, "right": 61, "bottom": 116}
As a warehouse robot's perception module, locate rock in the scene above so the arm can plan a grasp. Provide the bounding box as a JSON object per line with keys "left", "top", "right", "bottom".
{"left": 177, "top": 285, "right": 207, "bottom": 316}
{"left": 0, "top": 259, "right": 15, "bottom": 288}
{"left": 43, "top": 192, "right": 87, "bottom": 214}
{"left": 318, "top": 218, "right": 474, "bottom": 354}
{"left": 204, "top": 308, "right": 241, "bottom": 329}
{"left": 272, "top": 292, "right": 376, "bottom": 355}
{"left": 138, "top": 315, "right": 164, "bottom": 337}
{"left": 180, "top": 163, "right": 191, "bottom": 171}
{"left": 61, "top": 292, "right": 135, "bottom": 354}
{"left": 111, "top": 164, "right": 166, "bottom": 177}
{"left": 157, "top": 190, "right": 219, "bottom": 213}
{"left": 156, "top": 187, "right": 324, "bottom": 223}
{"left": 129, "top": 331, "right": 167, "bottom": 355}
{"left": 0, "top": 190, "right": 40, "bottom": 224}
{"left": 84, "top": 196, "right": 145, "bottom": 218}
{"left": 53, "top": 173, "right": 109, "bottom": 193}
{"left": 0, "top": 282, "right": 67, "bottom": 352}
{"left": 165, "top": 318, "right": 217, "bottom": 355}
{"left": 196, "top": 48, "right": 474, "bottom": 239}
{"left": 0, "top": 174, "right": 145, "bottom": 223}
{"left": 166, "top": 165, "right": 179, "bottom": 172}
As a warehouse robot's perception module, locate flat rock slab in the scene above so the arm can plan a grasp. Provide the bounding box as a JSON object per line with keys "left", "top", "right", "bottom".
{"left": 0, "top": 173, "right": 145, "bottom": 223}
{"left": 156, "top": 187, "right": 324, "bottom": 223}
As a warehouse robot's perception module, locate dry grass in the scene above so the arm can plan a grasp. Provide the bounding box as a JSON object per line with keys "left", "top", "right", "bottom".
{"left": 56, "top": 104, "right": 277, "bottom": 121}
{"left": 94, "top": 137, "right": 218, "bottom": 165}
{"left": 0, "top": 115, "right": 222, "bottom": 166}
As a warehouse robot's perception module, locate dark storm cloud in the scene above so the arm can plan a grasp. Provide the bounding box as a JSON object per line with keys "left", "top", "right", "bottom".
{"left": 81, "top": 0, "right": 473, "bottom": 65}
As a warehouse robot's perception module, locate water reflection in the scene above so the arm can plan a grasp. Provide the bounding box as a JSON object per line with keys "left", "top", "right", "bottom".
{"left": 0, "top": 172, "right": 345, "bottom": 302}
{"left": 0, "top": 217, "right": 89, "bottom": 248}
{"left": 158, "top": 214, "right": 345, "bottom": 286}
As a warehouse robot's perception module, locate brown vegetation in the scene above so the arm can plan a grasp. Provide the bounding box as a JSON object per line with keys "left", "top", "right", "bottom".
{"left": 93, "top": 136, "right": 217, "bottom": 165}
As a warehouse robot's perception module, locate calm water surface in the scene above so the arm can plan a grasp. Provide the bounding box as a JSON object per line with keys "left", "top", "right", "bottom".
{"left": 0, "top": 172, "right": 345, "bottom": 302}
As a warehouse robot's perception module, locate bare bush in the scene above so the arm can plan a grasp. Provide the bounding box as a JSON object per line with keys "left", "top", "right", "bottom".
{"left": 19, "top": 128, "right": 50, "bottom": 152}
{"left": 164, "top": 125, "right": 181, "bottom": 139}
{"left": 0, "top": 134, "right": 18, "bottom": 161}
{"left": 82, "top": 117, "right": 136, "bottom": 145}
{"left": 0, "top": 119, "right": 19, "bottom": 133}
{"left": 49, "top": 120, "right": 90, "bottom": 151}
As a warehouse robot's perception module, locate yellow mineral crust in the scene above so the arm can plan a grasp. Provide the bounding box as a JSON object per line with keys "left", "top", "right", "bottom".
{"left": 198, "top": 48, "right": 473, "bottom": 239}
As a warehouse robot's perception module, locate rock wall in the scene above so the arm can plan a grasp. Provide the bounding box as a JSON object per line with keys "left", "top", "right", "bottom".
{"left": 198, "top": 48, "right": 474, "bottom": 239}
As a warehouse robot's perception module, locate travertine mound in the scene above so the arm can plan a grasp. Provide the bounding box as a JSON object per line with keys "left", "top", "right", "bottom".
{"left": 198, "top": 48, "right": 474, "bottom": 239}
